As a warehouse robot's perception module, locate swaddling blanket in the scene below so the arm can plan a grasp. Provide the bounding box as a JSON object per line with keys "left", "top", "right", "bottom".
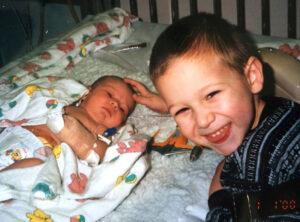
{"left": 0, "top": 124, "right": 150, "bottom": 221}
{"left": 0, "top": 76, "right": 89, "bottom": 127}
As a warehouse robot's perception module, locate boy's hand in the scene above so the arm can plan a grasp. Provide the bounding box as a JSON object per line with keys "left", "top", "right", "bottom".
{"left": 124, "top": 78, "right": 168, "bottom": 114}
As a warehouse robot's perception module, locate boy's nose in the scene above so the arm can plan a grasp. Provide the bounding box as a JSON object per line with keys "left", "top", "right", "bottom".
{"left": 194, "top": 109, "right": 215, "bottom": 129}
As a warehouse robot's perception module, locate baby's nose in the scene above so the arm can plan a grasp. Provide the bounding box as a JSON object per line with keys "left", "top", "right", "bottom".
{"left": 110, "top": 99, "right": 119, "bottom": 109}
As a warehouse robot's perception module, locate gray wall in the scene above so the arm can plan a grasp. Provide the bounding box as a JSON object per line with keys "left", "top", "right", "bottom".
{"left": 0, "top": 1, "right": 81, "bottom": 67}
{"left": 120, "top": 0, "right": 300, "bottom": 39}
{"left": 1, "top": 0, "right": 299, "bottom": 68}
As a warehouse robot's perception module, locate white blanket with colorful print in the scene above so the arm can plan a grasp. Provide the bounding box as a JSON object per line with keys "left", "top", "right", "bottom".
{"left": 0, "top": 76, "right": 88, "bottom": 127}
{"left": 0, "top": 124, "right": 150, "bottom": 222}
{"left": 0, "top": 7, "right": 135, "bottom": 84}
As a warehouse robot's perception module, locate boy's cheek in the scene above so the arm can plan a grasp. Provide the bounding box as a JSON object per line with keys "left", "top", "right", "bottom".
{"left": 177, "top": 122, "right": 196, "bottom": 142}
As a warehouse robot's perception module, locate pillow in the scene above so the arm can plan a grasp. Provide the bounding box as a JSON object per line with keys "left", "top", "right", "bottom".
{"left": 278, "top": 43, "right": 300, "bottom": 61}
{"left": 258, "top": 47, "right": 300, "bottom": 103}
{"left": 253, "top": 34, "right": 300, "bottom": 61}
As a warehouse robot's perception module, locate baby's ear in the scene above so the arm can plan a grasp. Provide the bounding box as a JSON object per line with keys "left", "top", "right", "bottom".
{"left": 82, "top": 86, "right": 92, "bottom": 101}
{"left": 244, "top": 56, "right": 264, "bottom": 94}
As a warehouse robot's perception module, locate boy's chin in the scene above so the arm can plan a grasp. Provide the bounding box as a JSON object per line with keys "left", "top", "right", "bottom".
{"left": 214, "top": 134, "right": 244, "bottom": 156}
{"left": 212, "top": 144, "right": 238, "bottom": 156}
{"left": 219, "top": 150, "right": 235, "bottom": 156}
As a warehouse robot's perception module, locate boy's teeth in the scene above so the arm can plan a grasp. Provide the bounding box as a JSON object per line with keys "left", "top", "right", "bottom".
{"left": 205, "top": 124, "right": 230, "bottom": 144}
{"left": 211, "top": 125, "right": 227, "bottom": 137}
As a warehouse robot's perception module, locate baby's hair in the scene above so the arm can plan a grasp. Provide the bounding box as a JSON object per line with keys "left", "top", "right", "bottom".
{"left": 91, "top": 75, "right": 135, "bottom": 94}
{"left": 149, "top": 12, "right": 258, "bottom": 83}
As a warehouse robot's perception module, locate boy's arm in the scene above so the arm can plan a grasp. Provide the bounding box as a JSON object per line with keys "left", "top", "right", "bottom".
{"left": 209, "top": 159, "right": 225, "bottom": 196}
{"left": 206, "top": 159, "right": 233, "bottom": 221}
{"left": 64, "top": 106, "right": 107, "bottom": 135}
{"left": 124, "top": 78, "right": 169, "bottom": 114}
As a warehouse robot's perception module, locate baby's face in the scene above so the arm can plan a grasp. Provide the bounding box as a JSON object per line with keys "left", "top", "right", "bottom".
{"left": 80, "top": 80, "right": 135, "bottom": 128}
{"left": 156, "top": 54, "right": 262, "bottom": 156}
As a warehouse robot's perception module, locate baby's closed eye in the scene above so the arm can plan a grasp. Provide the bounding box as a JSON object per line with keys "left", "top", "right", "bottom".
{"left": 120, "top": 107, "right": 125, "bottom": 113}
{"left": 107, "top": 92, "right": 112, "bottom": 98}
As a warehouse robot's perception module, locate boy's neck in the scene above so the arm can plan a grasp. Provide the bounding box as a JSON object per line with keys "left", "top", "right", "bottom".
{"left": 251, "top": 96, "right": 266, "bottom": 130}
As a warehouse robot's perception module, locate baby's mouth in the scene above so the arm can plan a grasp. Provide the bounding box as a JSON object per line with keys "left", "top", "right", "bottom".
{"left": 204, "top": 124, "right": 231, "bottom": 144}
{"left": 102, "top": 107, "right": 111, "bottom": 117}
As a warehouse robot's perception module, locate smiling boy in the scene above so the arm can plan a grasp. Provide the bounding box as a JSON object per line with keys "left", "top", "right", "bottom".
{"left": 154, "top": 53, "right": 265, "bottom": 157}
{"left": 125, "top": 13, "right": 300, "bottom": 220}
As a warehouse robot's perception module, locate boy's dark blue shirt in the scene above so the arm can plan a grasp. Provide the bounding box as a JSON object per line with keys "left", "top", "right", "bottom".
{"left": 207, "top": 97, "right": 300, "bottom": 221}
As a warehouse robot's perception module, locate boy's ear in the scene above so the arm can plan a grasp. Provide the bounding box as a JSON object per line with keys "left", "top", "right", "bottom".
{"left": 244, "top": 56, "right": 264, "bottom": 94}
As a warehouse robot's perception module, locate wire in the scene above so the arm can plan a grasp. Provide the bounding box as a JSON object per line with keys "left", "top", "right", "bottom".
{"left": 7, "top": 0, "right": 32, "bottom": 50}
{"left": 26, "top": 0, "right": 33, "bottom": 50}
{"left": 66, "top": 0, "right": 80, "bottom": 24}
{"left": 38, "top": 0, "right": 45, "bottom": 44}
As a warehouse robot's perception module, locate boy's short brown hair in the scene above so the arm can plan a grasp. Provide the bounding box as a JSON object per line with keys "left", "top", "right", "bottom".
{"left": 149, "top": 12, "right": 259, "bottom": 84}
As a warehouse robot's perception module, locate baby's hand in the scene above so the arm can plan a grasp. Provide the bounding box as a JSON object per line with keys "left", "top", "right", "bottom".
{"left": 124, "top": 78, "right": 168, "bottom": 114}
{"left": 64, "top": 106, "right": 106, "bottom": 135}
{"left": 56, "top": 115, "right": 96, "bottom": 159}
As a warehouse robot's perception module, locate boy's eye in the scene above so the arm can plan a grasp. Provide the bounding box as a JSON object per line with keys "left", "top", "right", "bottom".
{"left": 120, "top": 107, "right": 125, "bottom": 113}
{"left": 175, "top": 107, "right": 189, "bottom": 116}
{"left": 207, "top": 91, "right": 219, "bottom": 99}
{"left": 107, "top": 92, "right": 112, "bottom": 98}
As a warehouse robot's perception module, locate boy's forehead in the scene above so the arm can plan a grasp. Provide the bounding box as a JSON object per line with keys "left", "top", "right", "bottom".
{"left": 163, "top": 52, "right": 214, "bottom": 73}
{"left": 155, "top": 52, "right": 243, "bottom": 90}
{"left": 166, "top": 50, "right": 234, "bottom": 75}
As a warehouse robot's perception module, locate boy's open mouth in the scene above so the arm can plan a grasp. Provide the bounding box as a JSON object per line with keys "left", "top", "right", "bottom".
{"left": 204, "top": 123, "right": 231, "bottom": 144}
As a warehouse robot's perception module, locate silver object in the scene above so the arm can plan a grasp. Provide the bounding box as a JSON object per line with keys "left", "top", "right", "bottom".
{"left": 109, "top": 42, "right": 147, "bottom": 53}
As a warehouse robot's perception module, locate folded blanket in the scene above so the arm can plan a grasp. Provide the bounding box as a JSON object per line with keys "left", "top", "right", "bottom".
{"left": 0, "top": 8, "right": 136, "bottom": 83}
{"left": 0, "top": 124, "right": 150, "bottom": 221}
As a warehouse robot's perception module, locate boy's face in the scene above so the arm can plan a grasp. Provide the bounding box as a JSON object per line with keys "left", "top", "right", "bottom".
{"left": 156, "top": 54, "right": 263, "bottom": 156}
{"left": 80, "top": 79, "right": 135, "bottom": 128}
